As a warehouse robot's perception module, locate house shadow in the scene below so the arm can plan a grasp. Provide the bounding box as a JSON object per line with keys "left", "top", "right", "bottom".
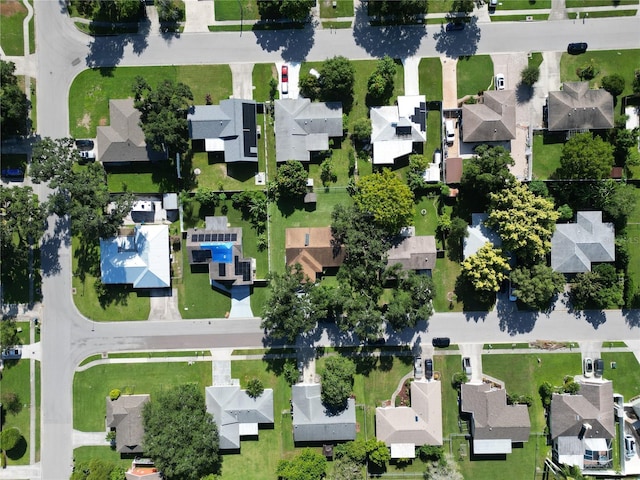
{"left": 227, "top": 162, "right": 258, "bottom": 183}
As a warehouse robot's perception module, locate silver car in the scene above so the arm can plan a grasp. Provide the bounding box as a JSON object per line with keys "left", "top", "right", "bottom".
{"left": 463, "top": 357, "right": 472, "bottom": 376}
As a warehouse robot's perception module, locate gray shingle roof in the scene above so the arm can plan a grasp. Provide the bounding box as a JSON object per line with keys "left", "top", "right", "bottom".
{"left": 291, "top": 383, "right": 356, "bottom": 443}
{"left": 274, "top": 99, "right": 343, "bottom": 162}
{"left": 105, "top": 394, "right": 150, "bottom": 454}
{"left": 462, "top": 90, "right": 516, "bottom": 143}
{"left": 205, "top": 385, "right": 274, "bottom": 450}
{"left": 386, "top": 235, "right": 437, "bottom": 272}
{"left": 187, "top": 100, "right": 258, "bottom": 163}
{"left": 551, "top": 211, "right": 615, "bottom": 273}
{"left": 96, "top": 99, "right": 168, "bottom": 163}
{"left": 547, "top": 82, "right": 614, "bottom": 131}
{"left": 461, "top": 383, "right": 530, "bottom": 451}
{"left": 463, "top": 213, "right": 502, "bottom": 259}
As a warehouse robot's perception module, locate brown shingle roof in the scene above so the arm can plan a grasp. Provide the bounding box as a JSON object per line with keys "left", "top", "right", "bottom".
{"left": 445, "top": 157, "right": 463, "bottom": 184}
{"left": 462, "top": 90, "right": 516, "bottom": 142}
{"left": 386, "top": 236, "right": 437, "bottom": 272}
{"left": 285, "top": 227, "right": 344, "bottom": 281}
{"left": 547, "top": 82, "right": 614, "bottom": 131}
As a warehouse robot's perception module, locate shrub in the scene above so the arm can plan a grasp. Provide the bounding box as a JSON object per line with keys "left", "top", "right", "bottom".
{"left": 576, "top": 60, "right": 598, "bottom": 80}
{"left": 0, "top": 427, "right": 21, "bottom": 451}
{"left": 418, "top": 444, "right": 444, "bottom": 463}
{"left": 1, "top": 392, "right": 22, "bottom": 415}
{"left": 521, "top": 65, "right": 540, "bottom": 86}
{"left": 246, "top": 378, "right": 264, "bottom": 398}
{"left": 451, "top": 372, "right": 468, "bottom": 389}
{"left": 283, "top": 362, "right": 299, "bottom": 385}
{"left": 601, "top": 74, "right": 625, "bottom": 98}
{"left": 109, "top": 389, "right": 121, "bottom": 401}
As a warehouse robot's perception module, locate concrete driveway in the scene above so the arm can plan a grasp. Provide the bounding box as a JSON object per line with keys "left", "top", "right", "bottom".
{"left": 148, "top": 288, "right": 182, "bottom": 321}
{"left": 277, "top": 61, "right": 301, "bottom": 99}
{"left": 230, "top": 63, "right": 254, "bottom": 99}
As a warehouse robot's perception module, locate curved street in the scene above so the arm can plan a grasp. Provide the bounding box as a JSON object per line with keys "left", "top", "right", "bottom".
{"left": 11, "top": 2, "right": 640, "bottom": 478}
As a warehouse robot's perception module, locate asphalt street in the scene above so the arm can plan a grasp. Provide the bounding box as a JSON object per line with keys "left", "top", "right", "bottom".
{"left": 28, "top": 2, "right": 640, "bottom": 478}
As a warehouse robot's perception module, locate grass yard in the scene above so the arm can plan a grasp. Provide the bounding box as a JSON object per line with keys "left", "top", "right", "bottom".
{"left": 532, "top": 131, "right": 564, "bottom": 179}
{"left": 601, "top": 352, "right": 640, "bottom": 399}
{"left": 252, "top": 63, "right": 278, "bottom": 102}
{"left": 426, "top": 110, "right": 442, "bottom": 160}
{"left": 321, "top": 20, "right": 352, "bottom": 28}
{"left": 71, "top": 237, "right": 150, "bottom": 321}
{"left": 433, "top": 354, "right": 463, "bottom": 437}
{"left": 419, "top": 57, "right": 443, "bottom": 101}
{"left": 457, "top": 55, "right": 493, "bottom": 98}
{"left": 0, "top": 241, "right": 41, "bottom": 305}
{"left": 319, "top": 0, "right": 353, "bottom": 18}
{"left": 482, "top": 353, "right": 582, "bottom": 432}
{"left": 496, "top": 0, "right": 551, "bottom": 9}
{"left": 0, "top": 359, "right": 31, "bottom": 465}
{"left": 412, "top": 194, "right": 439, "bottom": 236}
{"left": 490, "top": 13, "right": 548, "bottom": 21}
{"left": 566, "top": 0, "right": 638, "bottom": 6}
{"left": 268, "top": 190, "right": 352, "bottom": 274}
{"left": 106, "top": 161, "right": 179, "bottom": 193}
{"left": 432, "top": 256, "right": 462, "bottom": 313}
{"left": 0, "top": 0, "right": 28, "bottom": 55}
{"left": 560, "top": 49, "right": 640, "bottom": 101}
{"left": 214, "top": 0, "right": 261, "bottom": 21}
{"left": 570, "top": 9, "right": 637, "bottom": 17}
{"left": 73, "top": 446, "right": 131, "bottom": 469}
{"left": 69, "top": 65, "right": 232, "bottom": 138}
{"left": 73, "top": 362, "right": 212, "bottom": 431}
{"left": 528, "top": 52, "right": 543, "bottom": 70}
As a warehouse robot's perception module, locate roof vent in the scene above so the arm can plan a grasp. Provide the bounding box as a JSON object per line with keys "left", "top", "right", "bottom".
{"left": 304, "top": 233, "right": 310, "bottom": 246}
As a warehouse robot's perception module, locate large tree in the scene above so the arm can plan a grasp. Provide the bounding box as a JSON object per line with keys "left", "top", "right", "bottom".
{"left": 321, "top": 356, "right": 356, "bottom": 411}
{"left": 556, "top": 132, "right": 614, "bottom": 180}
{"left": 601, "top": 74, "right": 625, "bottom": 98}
{"left": 271, "top": 160, "right": 308, "bottom": 200}
{"left": 143, "top": 384, "right": 220, "bottom": 480}
{"left": 276, "top": 448, "right": 327, "bottom": 480}
{"left": 0, "top": 318, "right": 21, "bottom": 348}
{"left": 368, "top": 0, "right": 428, "bottom": 18}
{"left": 132, "top": 76, "right": 193, "bottom": 156}
{"left": 261, "top": 264, "right": 315, "bottom": 343}
{"left": 486, "top": 183, "right": 559, "bottom": 265}
{"left": 319, "top": 56, "right": 356, "bottom": 108}
{"left": 510, "top": 264, "right": 565, "bottom": 310}
{"left": 353, "top": 169, "right": 415, "bottom": 236}
{"left": 367, "top": 55, "right": 397, "bottom": 103}
{"left": 0, "top": 186, "right": 46, "bottom": 250}
{"left": 460, "top": 243, "right": 511, "bottom": 295}
{"left": 459, "top": 145, "right": 516, "bottom": 211}
{"left": 590, "top": 179, "right": 637, "bottom": 228}
{"left": 570, "top": 263, "right": 623, "bottom": 310}
{"left": 385, "top": 270, "right": 435, "bottom": 330}
{"left": 279, "top": 0, "right": 315, "bottom": 22}
{"left": 30, "top": 138, "right": 133, "bottom": 240}
{"left": 0, "top": 60, "right": 29, "bottom": 137}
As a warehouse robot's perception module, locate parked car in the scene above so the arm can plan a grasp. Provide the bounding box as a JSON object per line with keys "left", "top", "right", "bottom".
{"left": 281, "top": 65, "right": 289, "bottom": 94}
{"left": 75, "top": 139, "right": 94, "bottom": 151}
{"left": 414, "top": 356, "right": 423, "bottom": 379}
{"left": 489, "top": 0, "right": 498, "bottom": 6}
{"left": 432, "top": 337, "right": 450, "bottom": 348}
{"left": 445, "top": 22, "right": 465, "bottom": 32}
{"left": 509, "top": 281, "right": 518, "bottom": 302}
{"left": 425, "top": 358, "right": 433, "bottom": 380}
{"left": 462, "top": 357, "right": 472, "bottom": 375}
{"left": 567, "top": 42, "right": 588, "bottom": 54}
{"left": 625, "top": 434, "right": 637, "bottom": 459}
{"left": 583, "top": 357, "right": 593, "bottom": 378}
{"left": 495, "top": 73, "right": 505, "bottom": 90}
{"left": 1, "top": 168, "right": 24, "bottom": 178}
{"left": 445, "top": 120, "right": 455, "bottom": 145}
{"left": 594, "top": 358, "right": 604, "bottom": 377}
{"left": 1, "top": 347, "right": 22, "bottom": 360}
{"left": 80, "top": 150, "right": 96, "bottom": 161}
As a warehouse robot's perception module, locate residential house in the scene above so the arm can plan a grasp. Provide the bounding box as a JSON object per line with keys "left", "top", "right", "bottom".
{"left": 371, "top": 95, "right": 427, "bottom": 165}
{"left": 547, "top": 82, "right": 614, "bottom": 132}
{"left": 461, "top": 382, "right": 531, "bottom": 455}
{"left": 376, "top": 380, "right": 443, "bottom": 459}
{"left": 386, "top": 232, "right": 437, "bottom": 275}
{"left": 106, "top": 394, "right": 150, "bottom": 455}
{"left": 274, "top": 98, "right": 343, "bottom": 162}
{"left": 463, "top": 213, "right": 502, "bottom": 259}
{"left": 291, "top": 383, "right": 356, "bottom": 444}
{"left": 96, "top": 99, "right": 168, "bottom": 164}
{"left": 550, "top": 379, "right": 615, "bottom": 471}
{"left": 100, "top": 225, "right": 171, "bottom": 289}
{"left": 205, "top": 382, "right": 274, "bottom": 451}
{"left": 125, "top": 458, "right": 161, "bottom": 480}
{"left": 285, "top": 227, "right": 345, "bottom": 282}
{"left": 186, "top": 216, "right": 255, "bottom": 286}
{"left": 187, "top": 99, "right": 259, "bottom": 162}
{"left": 551, "top": 211, "right": 615, "bottom": 274}
{"left": 461, "top": 90, "right": 516, "bottom": 143}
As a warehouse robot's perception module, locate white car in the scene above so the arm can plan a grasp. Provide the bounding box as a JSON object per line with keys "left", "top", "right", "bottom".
{"left": 625, "top": 434, "right": 636, "bottom": 459}
{"left": 495, "top": 73, "right": 505, "bottom": 90}
{"left": 80, "top": 150, "right": 96, "bottom": 161}
{"left": 583, "top": 358, "right": 593, "bottom": 378}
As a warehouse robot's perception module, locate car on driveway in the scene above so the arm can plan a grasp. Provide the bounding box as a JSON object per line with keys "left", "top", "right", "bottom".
{"left": 567, "top": 42, "right": 588, "bottom": 54}
{"left": 414, "top": 356, "right": 423, "bottom": 379}
{"left": 462, "top": 357, "right": 472, "bottom": 375}
{"left": 625, "top": 434, "right": 637, "bottom": 459}
{"left": 495, "top": 73, "right": 505, "bottom": 90}
{"left": 1, "top": 168, "right": 24, "bottom": 178}
{"left": 583, "top": 358, "right": 593, "bottom": 377}
{"left": 594, "top": 358, "right": 604, "bottom": 377}
{"left": 80, "top": 150, "right": 96, "bottom": 161}
{"left": 281, "top": 65, "right": 289, "bottom": 95}
{"left": 75, "top": 139, "right": 94, "bottom": 151}
{"left": 425, "top": 358, "right": 433, "bottom": 380}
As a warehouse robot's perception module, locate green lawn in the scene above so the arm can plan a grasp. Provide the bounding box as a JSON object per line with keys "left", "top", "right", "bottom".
{"left": 321, "top": 20, "right": 352, "bottom": 28}
{"left": 252, "top": 63, "right": 278, "bottom": 102}
{"left": 601, "top": 352, "right": 640, "bottom": 399}
{"left": 268, "top": 190, "right": 352, "bottom": 274}
{"left": 457, "top": 55, "right": 494, "bottom": 98}
{"left": 566, "top": 0, "right": 638, "bottom": 6}
{"left": 319, "top": 0, "right": 354, "bottom": 18}
{"left": 532, "top": 131, "right": 564, "bottom": 179}
{"left": 482, "top": 353, "right": 581, "bottom": 432}
{"left": 419, "top": 57, "right": 443, "bottom": 101}
{"left": 250, "top": 285, "right": 269, "bottom": 317}
{"left": 71, "top": 237, "right": 150, "bottom": 321}
{"left": 560, "top": 49, "right": 640, "bottom": 101}
{"left": 0, "top": 359, "right": 31, "bottom": 465}
{"left": 490, "top": 13, "right": 548, "bottom": 21}
{"left": 213, "top": 0, "right": 261, "bottom": 21}
{"left": 106, "top": 161, "right": 180, "bottom": 193}
{"left": 570, "top": 9, "right": 637, "bottom": 17}
{"left": 69, "top": 65, "right": 233, "bottom": 138}
{"left": 497, "top": 0, "right": 551, "bottom": 9}
{"left": 73, "top": 362, "right": 212, "bottom": 431}
{"left": 73, "top": 446, "right": 131, "bottom": 469}
{"left": 432, "top": 257, "right": 462, "bottom": 312}
{"left": 528, "top": 52, "right": 543, "bottom": 70}
{"left": 426, "top": 110, "right": 442, "bottom": 160}
{"left": 0, "top": 0, "right": 28, "bottom": 55}
{"left": 413, "top": 194, "right": 439, "bottom": 236}
{"left": 434, "top": 354, "right": 463, "bottom": 437}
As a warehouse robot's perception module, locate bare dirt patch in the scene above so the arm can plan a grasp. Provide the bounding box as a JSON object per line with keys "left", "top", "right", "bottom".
{"left": 0, "top": 0, "right": 27, "bottom": 16}
{"left": 98, "top": 117, "right": 107, "bottom": 126}
{"left": 78, "top": 113, "right": 91, "bottom": 129}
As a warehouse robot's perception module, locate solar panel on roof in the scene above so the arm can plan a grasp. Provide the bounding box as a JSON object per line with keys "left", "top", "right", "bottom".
{"left": 219, "top": 263, "right": 226, "bottom": 277}
{"left": 231, "top": 233, "right": 237, "bottom": 241}
{"left": 191, "top": 234, "right": 197, "bottom": 242}
{"left": 198, "top": 234, "right": 205, "bottom": 242}
{"left": 224, "top": 233, "right": 231, "bottom": 241}
{"left": 192, "top": 250, "right": 212, "bottom": 263}
{"left": 205, "top": 234, "right": 211, "bottom": 241}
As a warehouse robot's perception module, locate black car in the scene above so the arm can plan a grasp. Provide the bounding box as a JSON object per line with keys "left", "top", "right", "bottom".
{"left": 594, "top": 358, "right": 604, "bottom": 377}
{"left": 432, "top": 337, "right": 450, "bottom": 348}
{"left": 567, "top": 42, "right": 588, "bottom": 54}
{"left": 75, "top": 139, "right": 95, "bottom": 151}
{"left": 446, "top": 22, "right": 465, "bottom": 32}
{"left": 425, "top": 359, "right": 433, "bottom": 380}
{"left": 1, "top": 168, "right": 24, "bottom": 178}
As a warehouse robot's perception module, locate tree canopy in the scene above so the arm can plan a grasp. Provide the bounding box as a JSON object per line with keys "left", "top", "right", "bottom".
{"left": 0, "top": 60, "right": 29, "bottom": 137}
{"left": 510, "top": 264, "right": 565, "bottom": 310}
{"left": 321, "top": 356, "right": 356, "bottom": 411}
{"left": 261, "top": 264, "right": 314, "bottom": 343}
{"left": 520, "top": 65, "right": 540, "bottom": 87}
{"left": 368, "top": 0, "right": 428, "bottom": 19}
{"left": 319, "top": 56, "right": 356, "bottom": 108}
{"left": 276, "top": 448, "right": 327, "bottom": 480}
{"left": 460, "top": 243, "right": 510, "bottom": 295}
{"left": 459, "top": 145, "right": 515, "bottom": 211}
{"left": 271, "top": 160, "right": 308, "bottom": 200}
{"left": 0, "top": 185, "right": 46, "bottom": 250}
{"left": 556, "top": 132, "right": 614, "bottom": 180}
{"left": 385, "top": 270, "right": 435, "bottom": 330}
{"left": 143, "top": 384, "right": 220, "bottom": 480}
{"left": 486, "top": 183, "right": 559, "bottom": 265}
{"left": 601, "top": 74, "right": 625, "bottom": 98}
{"left": 570, "top": 263, "right": 623, "bottom": 310}
{"left": 367, "top": 56, "right": 397, "bottom": 103}
{"left": 132, "top": 76, "right": 193, "bottom": 155}
{"left": 353, "top": 169, "right": 415, "bottom": 236}
{"left": 0, "top": 317, "right": 21, "bottom": 348}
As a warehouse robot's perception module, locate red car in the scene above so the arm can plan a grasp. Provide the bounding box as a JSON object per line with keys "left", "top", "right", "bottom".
{"left": 281, "top": 65, "right": 288, "bottom": 83}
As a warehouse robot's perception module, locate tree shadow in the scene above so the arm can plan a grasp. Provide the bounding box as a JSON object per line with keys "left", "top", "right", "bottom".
{"left": 623, "top": 309, "right": 640, "bottom": 328}
{"left": 85, "top": 27, "right": 149, "bottom": 70}
{"left": 5, "top": 435, "right": 27, "bottom": 460}
{"left": 352, "top": 3, "right": 426, "bottom": 58}
{"left": 496, "top": 298, "right": 539, "bottom": 335}
{"left": 253, "top": 22, "right": 315, "bottom": 63}
{"left": 432, "top": 16, "right": 481, "bottom": 58}
{"left": 454, "top": 276, "right": 494, "bottom": 315}
{"left": 582, "top": 309, "right": 607, "bottom": 329}
{"left": 515, "top": 82, "right": 534, "bottom": 104}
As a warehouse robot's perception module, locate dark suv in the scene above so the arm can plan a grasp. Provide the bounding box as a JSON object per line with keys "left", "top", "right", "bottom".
{"left": 432, "top": 337, "right": 450, "bottom": 348}
{"left": 425, "top": 359, "right": 433, "bottom": 379}
{"left": 594, "top": 358, "right": 604, "bottom": 377}
{"left": 567, "top": 42, "right": 588, "bottom": 54}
